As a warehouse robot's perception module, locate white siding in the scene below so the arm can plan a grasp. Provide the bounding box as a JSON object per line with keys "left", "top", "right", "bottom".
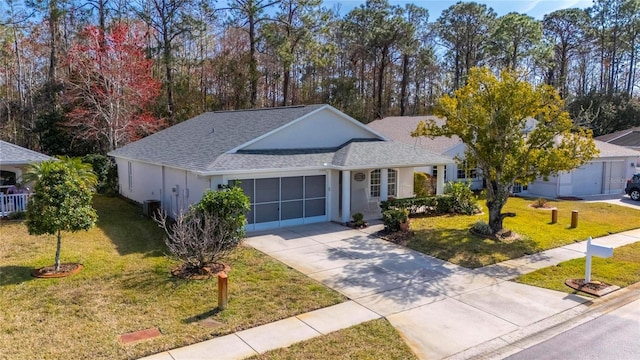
{"left": 244, "top": 108, "right": 379, "bottom": 150}
{"left": 115, "top": 158, "right": 162, "bottom": 204}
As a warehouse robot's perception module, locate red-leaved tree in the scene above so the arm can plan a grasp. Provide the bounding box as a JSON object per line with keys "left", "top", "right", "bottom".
{"left": 65, "top": 23, "right": 163, "bottom": 151}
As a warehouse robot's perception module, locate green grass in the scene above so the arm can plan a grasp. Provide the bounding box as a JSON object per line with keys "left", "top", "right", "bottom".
{"left": 407, "top": 197, "right": 640, "bottom": 268}
{"left": 0, "top": 196, "right": 345, "bottom": 360}
{"left": 515, "top": 241, "right": 640, "bottom": 295}
{"left": 248, "top": 319, "right": 418, "bottom": 360}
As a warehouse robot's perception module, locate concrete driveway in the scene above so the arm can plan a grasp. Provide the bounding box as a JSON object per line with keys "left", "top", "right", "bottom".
{"left": 245, "top": 222, "right": 591, "bottom": 359}
{"left": 581, "top": 193, "right": 640, "bottom": 209}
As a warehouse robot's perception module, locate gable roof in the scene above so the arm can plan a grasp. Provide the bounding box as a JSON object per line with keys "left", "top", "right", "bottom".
{"left": 109, "top": 105, "right": 452, "bottom": 174}
{"left": 109, "top": 105, "right": 329, "bottom": 171}
{"left": 596, "top": 127, "right": 640, "bottom": 149}
{"left": 0, "top": 140, "right": 53, "bottom": 165}
{"left": 596, "top": 126, "right": 640, "bottom": 143}
{"left": 367, "top": 116, "right": 461, "bottom": 154}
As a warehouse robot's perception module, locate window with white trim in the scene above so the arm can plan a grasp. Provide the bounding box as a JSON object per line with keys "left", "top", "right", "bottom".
{"left": 457, "top": 160, "right": 477, "bottom": 179}
{"left": 370, "top": 169, "right": 381, "bottom": 197}
{"left": 370, "top": 169, "right": 397, "bottom": 198}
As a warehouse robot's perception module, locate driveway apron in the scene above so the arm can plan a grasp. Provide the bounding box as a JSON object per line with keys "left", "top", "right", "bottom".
{"left": 245, "top": 222, "right": 594, "bottom": 359}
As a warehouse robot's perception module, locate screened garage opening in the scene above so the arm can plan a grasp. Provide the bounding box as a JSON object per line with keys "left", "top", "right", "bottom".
{"left": 229, "top": 175, "right": 327, "bottom": 230}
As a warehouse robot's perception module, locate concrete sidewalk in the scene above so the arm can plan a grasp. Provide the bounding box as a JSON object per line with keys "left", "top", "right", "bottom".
{"left": 140, "top": 225, "right": 640, "bottom": 360}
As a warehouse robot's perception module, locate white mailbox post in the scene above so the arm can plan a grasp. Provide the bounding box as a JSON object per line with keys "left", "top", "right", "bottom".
{"left": 585, "top": 237, "right": 614, "bottom": 283}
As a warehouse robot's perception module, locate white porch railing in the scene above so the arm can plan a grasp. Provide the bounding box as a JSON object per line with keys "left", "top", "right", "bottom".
{"left": 0, "top": 193, "right": 30, "bottom": 216}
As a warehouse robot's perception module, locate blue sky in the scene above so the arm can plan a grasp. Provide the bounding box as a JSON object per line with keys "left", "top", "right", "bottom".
{"left": 324, "top": 1, "right": 594, "bottom": 20}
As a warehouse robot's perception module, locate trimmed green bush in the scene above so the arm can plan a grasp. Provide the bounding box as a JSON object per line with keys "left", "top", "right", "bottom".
{"left": 444, "top": 181, "right": 481, "bottom": 215}
{"left": 382, "top": 208, "right": 408, "bottom": 232}
{"left": 413, "top": 172, "right": 432, "bottom": 197}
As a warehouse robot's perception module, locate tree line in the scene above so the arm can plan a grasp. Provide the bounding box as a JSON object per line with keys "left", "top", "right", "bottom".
{"left": 1, "top": 0, "right": 639, "bottom": 155}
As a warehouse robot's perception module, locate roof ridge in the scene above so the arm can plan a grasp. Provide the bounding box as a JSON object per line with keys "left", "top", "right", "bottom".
{"left": 211, "top": 104, "right": 321, "bottom": 114}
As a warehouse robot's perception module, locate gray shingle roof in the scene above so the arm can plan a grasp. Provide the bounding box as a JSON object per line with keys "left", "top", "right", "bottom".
{"left": 108, "top": 105, "right": 327, "bottom": 171}
{"left": 596, "top": 126, "right": 640, "bottom": 143}
{"left": 109, "top": 105, "right": 455, "bottom": 173}
{"left": 0, "top": 140, "right": 53, "bottom": 165}
{"left": 368, "top": 116, "right": 461, "bottom": 154}
{"left": 595, "top": 139, "right": 640, "bottom": 158}
{"left": 206, "top": 141, "right": 453, "bottom": 172}
{"left": 333, "top": 141, "right": 453, "bottom": 168}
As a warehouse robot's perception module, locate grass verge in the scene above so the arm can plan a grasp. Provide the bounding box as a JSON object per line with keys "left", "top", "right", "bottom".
{"left": 0, "top": 196, "right": 345, "bottom": 360}
{"left": 515, "top": 241, "right": 640, "bottom": 294}
{"left": 407, "top": 197, "right": 640, "bottom": 268}
{"left": 248, "top": 319, "right": 418, "bottom": 360}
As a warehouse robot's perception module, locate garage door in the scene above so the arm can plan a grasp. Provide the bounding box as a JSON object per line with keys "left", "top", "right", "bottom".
{"left": 571, "top": 163, "right": 603, "bottom": 196}
{"left": 229, "top": 175, "right": 327, "bottom": 230}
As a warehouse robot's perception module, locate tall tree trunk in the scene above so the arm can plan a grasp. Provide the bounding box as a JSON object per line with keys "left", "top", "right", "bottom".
{"left": 282, "top": 63, "right": 290, "bottom": 106}
{"left": 376, "top": 46, "right": 389, "bottom": 119}
{"left": 163, "top": 31, "right": 175, "bottom": 124}
{"left": 249, "top": 15, "right": 258, "bottom": 107}
{"left": 55, "top": 229, "right": 62, "bottom": 271}
{"left": 399, "top": 53, "right": 409, "bottom": 116}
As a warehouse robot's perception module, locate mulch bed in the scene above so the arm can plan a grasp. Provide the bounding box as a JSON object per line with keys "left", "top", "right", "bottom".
{"left": 377, "top": 229, "right": 414, "bottom": 246}
{"left": 171, "top": 262, "right": 230, "bottom": 280}
{"left": 32, "top": 263, "right": 83, "bottom": 278}
{"left": 565, "top": 278, "right": 620, "bottom": 297}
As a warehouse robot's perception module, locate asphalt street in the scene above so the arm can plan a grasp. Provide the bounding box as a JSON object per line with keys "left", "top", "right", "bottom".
{"left": 505, "top": 299, "right": 640, "bottom": 360}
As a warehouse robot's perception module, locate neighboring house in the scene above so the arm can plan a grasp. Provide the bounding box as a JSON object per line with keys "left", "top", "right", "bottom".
{"left": 108, "top": 105, "right": 453, "bottom": 231}
{"left": 0, "top": 140, "right": 53, "bottom": 215}
{"left": 596, "top": 126, "right": 640, "bottom": 172}
{"left": 368, "top": 116, "right": 639, "bottom": 198}
{"left": 526, "top": 140, "right": 639, "bottom": 198}
{"left": 596, "top": 126, "right": 640, "bottom": 151}
{"left": 368, "top": 116, "right": 483, "bottom": 190}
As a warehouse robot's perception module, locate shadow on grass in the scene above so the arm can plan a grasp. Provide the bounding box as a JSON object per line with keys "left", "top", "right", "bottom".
{"left": 93, "top": 196, "right": 167, "bottom": 257}
{"left": 183, "top": 308, "right": 224, "bottom": 324}
{"left": 0, "top": 265, "right": 35, "bottom": 285}
{"left": 407, "top": 228, "right": 539, "bottom": 269}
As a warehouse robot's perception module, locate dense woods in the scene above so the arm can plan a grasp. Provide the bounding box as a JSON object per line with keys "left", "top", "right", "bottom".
{"left": 1, "top": 0, "right": 639, "bottom": 155}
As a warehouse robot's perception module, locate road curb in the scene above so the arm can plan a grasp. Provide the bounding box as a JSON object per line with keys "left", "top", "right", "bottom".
{"left": 446, "top": 282, "right": 640, "bottom": 360}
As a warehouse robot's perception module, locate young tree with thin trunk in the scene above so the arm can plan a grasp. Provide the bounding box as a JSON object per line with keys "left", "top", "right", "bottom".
{"left": 25, "top": 157, "right": 98, "bottom": 272}
{"left": 413, "top": 67, "right": 598, "bottom": 235}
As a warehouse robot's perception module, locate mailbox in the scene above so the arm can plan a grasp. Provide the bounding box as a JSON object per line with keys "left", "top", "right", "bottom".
{"left": 587, "top": 242, "right": 613, "bottom": 258}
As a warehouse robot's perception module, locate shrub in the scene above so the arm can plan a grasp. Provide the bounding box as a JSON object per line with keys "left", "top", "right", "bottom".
{"left": 82, "top": 154, "right": 118, "bottom": 195}
{"left": 7, "top": 211, "right": 26, "bottom": 220}
{"left": 382, "top": 208, "right": 408, "bottom": 232}
{"left": 156, "top": 187, "right": 250, "bottom": 272}
{"left": 444, "top": 181, "right": 481, "bottom": 215}
{"left": 351, "top": 212, "right": 366, "bottom": 227}
{"left": 532, "top": 198, "right": 549, "bottom": 208}
{"left": 471, "top": 221, "right": 492, "bottom": 236}
{"left": 414, "top": 172, "right": 432, "bottom": 197}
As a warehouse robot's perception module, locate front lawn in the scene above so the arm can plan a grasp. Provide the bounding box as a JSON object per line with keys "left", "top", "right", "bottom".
{"left": 0, "top": 196, "right": 345, "bottom": 360}
{"left": 407, "top": 197, "right": 640, "bottom": 268}
{"left": 249, "top": 319, "right": 418, "bottom": 360}
{"left": 515, "top": 241, "right": 640, "bottom": 294}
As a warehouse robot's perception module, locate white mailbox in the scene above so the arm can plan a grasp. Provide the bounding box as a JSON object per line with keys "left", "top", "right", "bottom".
{"left": 584, "top": 237, "right": 613, "bottom": 283}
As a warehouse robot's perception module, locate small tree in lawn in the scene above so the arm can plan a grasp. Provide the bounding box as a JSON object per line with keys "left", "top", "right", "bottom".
{"left": 413, "top": 67, "right": 598, "bottom": 236}
{"left": 25, "top": 157, "right": 98, "bottom": 272}
{"left": 155, "top": 187, "right": 250, "bottom": 276}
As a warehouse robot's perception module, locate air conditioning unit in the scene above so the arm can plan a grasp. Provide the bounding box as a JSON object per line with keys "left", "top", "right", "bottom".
{"left": 143, "top": 200, "right": 161, "bottom": 218}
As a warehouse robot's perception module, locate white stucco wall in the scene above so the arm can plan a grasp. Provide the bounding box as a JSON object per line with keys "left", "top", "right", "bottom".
{"left": 244, "top": 108, "right": 379, "bottom": 150}
{"left": 397, "top": 167, "right": 414, "bottom": 198}
{"left": 115, "top": 158, "right": 163, "bottom": 204}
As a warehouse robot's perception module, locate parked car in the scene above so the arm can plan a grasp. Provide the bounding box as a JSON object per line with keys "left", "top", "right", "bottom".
{"left": 625, "top": 174, "right": 640, "bottom": 201}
